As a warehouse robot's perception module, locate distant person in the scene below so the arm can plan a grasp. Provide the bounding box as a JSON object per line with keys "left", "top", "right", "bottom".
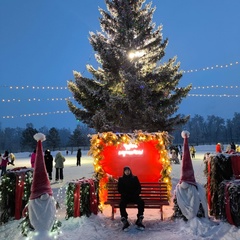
{"left": 230, "top": 142, "right": 236, "bottom": 151}
{"left": 30, "top": 149, "right": 36, "bottom": 168}
{"left": 44, "top": 149, "right": 53, "bottom": 180}
{"left": 225, "top": 144, "right": 235, "bottom": 154}
{"left": 189, "top": 145, "right": 196, "bottom": 158}
{"left": 76, "top": 148, "right": 82, "bottom": 166}
{"left": 66, "top": 150, "right": 69, "bottom": 155}
{"left": 236, "top": 145, "right": 240, "bottom": 152}
{"left": 9, "top": 153, "right": 15, "bottom": 166}
{"left": 178, "top": 145, "right": 182, "bottom": 160}
{"left": 216, "top": 143, "right": 222, "bottom": 153}
{"left": 55, "top": 151, "right": 65, "bottom": 182}
{"left": 1, "top": 150, "right": 9, "bottom": 176}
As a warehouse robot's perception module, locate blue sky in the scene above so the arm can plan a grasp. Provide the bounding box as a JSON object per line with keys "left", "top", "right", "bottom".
{"left": 0, "top": 0, "right": 240, "bottom": 130}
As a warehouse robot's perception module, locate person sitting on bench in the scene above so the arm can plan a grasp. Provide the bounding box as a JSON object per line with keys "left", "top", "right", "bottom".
{"left": 118, "top": 166, "right": 145, "bottom": 231}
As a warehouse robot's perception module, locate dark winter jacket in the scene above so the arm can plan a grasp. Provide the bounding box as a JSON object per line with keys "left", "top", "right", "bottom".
{"left": 118, "top": 167, "right": 141, "bottom": 201}
{"left": 44, "top": 152, "right": 53, "bottom": 172}
{"left": 77, "top": 149, "right": 82, "bottom": 160}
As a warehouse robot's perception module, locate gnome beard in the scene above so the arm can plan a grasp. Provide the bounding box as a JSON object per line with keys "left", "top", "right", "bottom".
{"left": 28, "top": 193, "right": 56, "bottom": 238}
{"left": 176, "top": 182, "right": 208, "bottom": 220}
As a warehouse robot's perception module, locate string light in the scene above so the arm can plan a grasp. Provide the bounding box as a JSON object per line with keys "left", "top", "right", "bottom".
{"left": 188, "top": 94, "right": 240, "bottom": 97}
{"left": 182, "top": 61, "right": 239, "bottom": 74}
{"left": 1, "top": 97, "right": 73, "bottom": 103}
{"left": 1, "top": 110, "right": 71, "bottom": 119}
{"left": 192, "top": 85, "right": 239, "bottom": 90}
{"left": 0, "top": 85, "right": 68, "bottom": 90}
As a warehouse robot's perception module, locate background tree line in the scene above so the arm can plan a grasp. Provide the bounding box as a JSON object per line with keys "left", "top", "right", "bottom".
{"left": 172, "top": 112, "right": 240, "bottom": 146}
{"left": 1, "top": 112, "right": 240, "bottom": 153}
{"left": 0, "top": 123, "right": 95, "bottom": 153}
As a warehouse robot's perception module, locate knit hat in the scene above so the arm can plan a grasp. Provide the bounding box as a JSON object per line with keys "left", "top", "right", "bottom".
{"left": 30, "top": 133, "right": 53, "bottom": 200}
{"left": 179, "top": 131, "right": 196, "bottom": 185}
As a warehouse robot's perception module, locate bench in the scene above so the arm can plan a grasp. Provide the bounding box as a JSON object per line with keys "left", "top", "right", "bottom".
{"left": 104, "top": 181, "right": 169, "bottom": 220}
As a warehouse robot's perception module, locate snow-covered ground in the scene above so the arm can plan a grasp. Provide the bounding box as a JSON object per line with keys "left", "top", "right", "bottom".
{"left": 1, "top": 145, "right": 240, "bottom": 240}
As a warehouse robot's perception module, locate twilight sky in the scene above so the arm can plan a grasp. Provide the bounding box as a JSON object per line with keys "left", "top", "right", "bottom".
{"left": 0, "top": 0, "right": 239, "bottom": 130}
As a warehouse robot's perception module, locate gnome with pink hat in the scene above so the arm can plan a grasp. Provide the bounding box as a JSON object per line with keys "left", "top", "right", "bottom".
{"left": 175, "top": 131, "right": 208, "bottom": 220}
{"left": 28, "top": 133, "right": 56, "bottom": 239}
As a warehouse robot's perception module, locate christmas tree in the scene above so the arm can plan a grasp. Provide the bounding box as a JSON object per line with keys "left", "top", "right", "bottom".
{"left": 67, "top": 0, "right": 191, "bottom": 133}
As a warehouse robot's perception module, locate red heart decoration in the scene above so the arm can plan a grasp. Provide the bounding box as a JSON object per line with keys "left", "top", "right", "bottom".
{"left": 101, "top": 140, "right": 162, "bottom": 182}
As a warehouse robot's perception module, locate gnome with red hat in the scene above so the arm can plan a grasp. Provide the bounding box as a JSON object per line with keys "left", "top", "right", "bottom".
{"left": 28, "top": 133, "right": 56, "bottom": 239}
{"left": 175, "top": 131, "right": 208, "bottom": 220}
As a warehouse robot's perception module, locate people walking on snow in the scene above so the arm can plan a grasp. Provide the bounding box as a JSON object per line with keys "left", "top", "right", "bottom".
{"left": 44, "top": 149, "right": 53, "bottom": 180}
{"left": 1, "top": 150, "right": 9, "bottom": 176}
{"left": 76, "top": 148, "right": 82, "bottom": 166}
{"left": 216, "top": 143, "right": 222, "bottom": 153}
{"left": 55, "top": 151, "right": 65, "bottom": 182}
{"left": 9, "top": 153, "right": 15, "bottom": 166}
{"left": 190, "top": 145, "right": 196, "bottom": 158}
{"left": 118, "top": 166, "right": 145, "bottom": 231}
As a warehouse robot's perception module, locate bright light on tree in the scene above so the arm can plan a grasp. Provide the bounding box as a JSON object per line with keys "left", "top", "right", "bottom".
{"left": 128, "top": 50, "right": 145, "bottom": 60}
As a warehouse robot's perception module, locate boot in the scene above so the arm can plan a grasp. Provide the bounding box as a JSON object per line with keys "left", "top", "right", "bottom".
{"left": 136, "top": 215, "right": 145, "bottom": 230}
{"left": 121, "top": 217, "right": 130, "bottom": 231}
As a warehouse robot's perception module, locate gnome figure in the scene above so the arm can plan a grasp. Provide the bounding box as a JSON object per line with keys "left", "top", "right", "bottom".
{"left": 28, "top": 133, "right": 56, "bottom": 239}
{"left": 175, "top": 131, "right": 208, "bottom": 220}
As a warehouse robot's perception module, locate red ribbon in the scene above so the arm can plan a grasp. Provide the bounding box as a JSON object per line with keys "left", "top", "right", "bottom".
{"left": 86, "top": 179, "right": 98, "bottom": 215}
{"left": 207, "top": 160, "right": 212, "bottom": 211}
{"left": 225, "top": 182, "right": 235, "bottom": 225}
{"left": 73, "top": 182, "right": 81, "bottom": 217}
{"left": 15, "top": 172, "right": 26, "bottom": 220}
{"left": 231, "top": 155, "right": 240, "bottom": 179}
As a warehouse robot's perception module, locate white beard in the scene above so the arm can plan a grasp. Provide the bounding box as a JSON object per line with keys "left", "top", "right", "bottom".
{"left": 28, "top": 193, "right": 56, "bottom": 232}
{"left": 176, "top": 182, "right": 208, "bottom": 220}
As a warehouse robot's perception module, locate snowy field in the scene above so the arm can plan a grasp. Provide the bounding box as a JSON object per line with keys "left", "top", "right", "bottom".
{"left": 1, "top": 145, "right": 240, "bottom": 240}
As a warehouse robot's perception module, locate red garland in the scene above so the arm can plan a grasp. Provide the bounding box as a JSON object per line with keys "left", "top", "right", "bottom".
{"left": 73, "top": 182, "right": 81, "bottom": 217}
{"left": 15, "top": 172, "right": 26, "bottom": 220}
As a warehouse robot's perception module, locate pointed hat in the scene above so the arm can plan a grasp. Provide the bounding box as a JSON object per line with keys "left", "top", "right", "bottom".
{"left": 30, "top": 133, "right": 53, "bottom": 200}
{"left": 179, "top": 131, "right": 196, "bottom": 185}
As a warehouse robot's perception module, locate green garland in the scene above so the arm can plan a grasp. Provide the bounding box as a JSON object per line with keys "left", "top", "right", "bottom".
{"left": 65, "top": 183, "right": 75, "bottom": 219}
{"left": 204, "top": 154, "right": 232, "bottom": 217}
{"left": 65, "top": 179, "right": 99, "bottom": 219}
{"left": 0, "top": 172, "right": 16, "bottom": 223}
{"left": 0, "top": 170, "right": 34, "bottom": 224}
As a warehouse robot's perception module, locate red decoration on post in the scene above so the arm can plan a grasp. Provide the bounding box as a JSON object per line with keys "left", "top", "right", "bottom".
{"left": 207, "top": 160, "right": 212, "bottom": 211}
{"left": 86, "top": 179, "right": 98, "bottom": 215}
{"left": 15, "top": 171, "right": 26, "bottom": 220}
{"left": 225, "top": 182, "right": 235, "bottom": 225}
{"left": 71, "top": 178, "right": 98, "bottom": 218}
{"left": 231, "top": 155, "right": 240, "bottom": 179}
{"left": 73, "top": 182, "right": 81, "bottom": 217}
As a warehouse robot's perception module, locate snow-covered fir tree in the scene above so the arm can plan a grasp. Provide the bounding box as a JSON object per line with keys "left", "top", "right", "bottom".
{"left": 67, "top": 0, "right": 191, "bottom": 133}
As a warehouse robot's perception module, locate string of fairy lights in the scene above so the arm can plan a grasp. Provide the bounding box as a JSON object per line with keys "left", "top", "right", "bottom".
{"left": 182, "top": 61, "right": 239, "bottom": 73}
{"left": 0, "top": 60, "right": 239, "bottom": 119}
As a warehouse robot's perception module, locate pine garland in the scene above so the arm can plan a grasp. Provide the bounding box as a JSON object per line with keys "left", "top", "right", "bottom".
{"left": 204, "top": 154, "right": 232, "bottom": 217}
{"left": 65, "top": 179, "right": 99, "bottom": 219}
